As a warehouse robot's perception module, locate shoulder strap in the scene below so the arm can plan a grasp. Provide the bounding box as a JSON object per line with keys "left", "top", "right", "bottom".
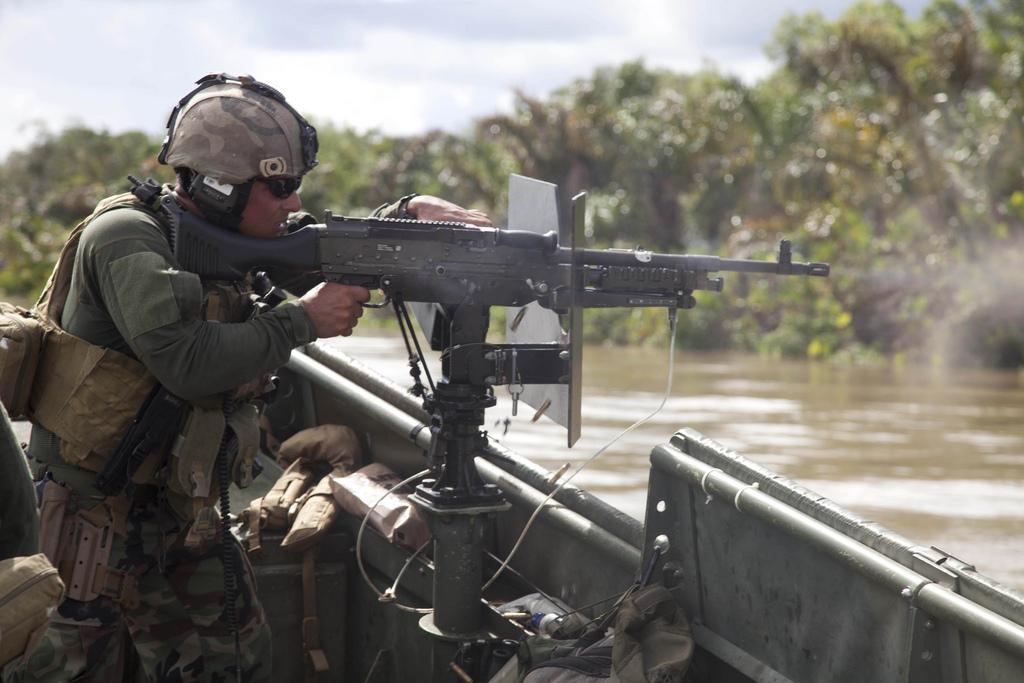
{"left": 33, "top": 192, "right": 157, "bottom": 326}
{"left": 302, "top": 548, "right": 330, "bottom": 678}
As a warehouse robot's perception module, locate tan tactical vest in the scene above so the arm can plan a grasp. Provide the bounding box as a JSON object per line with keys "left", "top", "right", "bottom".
{"left": 30, "top": 193, "right": 159, "bottom": 472}
{"left": 29, "top": 192, "right": 260, "bottom": 513}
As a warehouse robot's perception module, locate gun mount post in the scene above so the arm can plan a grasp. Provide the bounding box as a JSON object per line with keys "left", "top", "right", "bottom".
{"left": 412, "top": 304, "right": 510, "bottom": 648}
{"left": 412, "top": 190, "right": 590, "bottom": 646}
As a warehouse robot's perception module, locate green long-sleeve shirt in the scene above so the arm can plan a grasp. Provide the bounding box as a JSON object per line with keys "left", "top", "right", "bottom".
{"left": 62, "top": 204, "right": 317, "bottom": 399}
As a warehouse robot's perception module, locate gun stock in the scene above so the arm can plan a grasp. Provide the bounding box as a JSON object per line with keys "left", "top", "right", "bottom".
{"left": 161, "top": 195, "right": 321, "bottom": 280}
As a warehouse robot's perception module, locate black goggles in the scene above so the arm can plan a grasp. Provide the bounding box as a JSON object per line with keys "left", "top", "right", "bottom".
{"left": 259, "top": 176, "right": 302, "bottom": 199}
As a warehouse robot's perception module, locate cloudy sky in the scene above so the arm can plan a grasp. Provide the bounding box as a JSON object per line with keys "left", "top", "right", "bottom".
{"left": 1, "top": 0, "right": 931, "bottom": 159}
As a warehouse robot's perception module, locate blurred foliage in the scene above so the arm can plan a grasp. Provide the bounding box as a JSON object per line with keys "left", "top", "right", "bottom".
{"left": 3, "top": 0, "right": 1024, "bottom": 366}
{"left": 0, "top": 127, "right": 170, "bottom": 300}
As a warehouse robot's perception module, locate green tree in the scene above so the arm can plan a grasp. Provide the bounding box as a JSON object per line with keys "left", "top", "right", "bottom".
{"left": 0, "top": 127, "right": 167, "bottom": 298}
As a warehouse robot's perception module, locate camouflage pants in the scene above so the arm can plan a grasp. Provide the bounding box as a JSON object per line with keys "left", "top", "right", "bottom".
{"left": 2, "top": 500, "right": 271, "bottom": 683}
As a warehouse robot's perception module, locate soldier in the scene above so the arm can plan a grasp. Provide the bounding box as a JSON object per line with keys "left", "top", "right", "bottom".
{"left": 4, "top": 73, "right": 489, "bottom": 682}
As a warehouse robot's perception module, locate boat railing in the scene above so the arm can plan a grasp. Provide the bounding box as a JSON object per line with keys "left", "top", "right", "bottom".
{"left": 646, "top": 428, "right": 1024, "bottom": 683}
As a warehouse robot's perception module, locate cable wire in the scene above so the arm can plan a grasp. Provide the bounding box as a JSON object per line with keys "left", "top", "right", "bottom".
{"left": 354, "top": 469, "right": 434, "bottom": 614}
{"left": 483, "top": 309, "right": 679, "bottom": 591}
{"left": 215, "top": 398, "right": 243, "bottom": 683}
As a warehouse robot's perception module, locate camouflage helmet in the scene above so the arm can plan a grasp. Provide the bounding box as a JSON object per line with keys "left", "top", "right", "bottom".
{"left": 159, "top": 73, "right": 318, "bottom": 184}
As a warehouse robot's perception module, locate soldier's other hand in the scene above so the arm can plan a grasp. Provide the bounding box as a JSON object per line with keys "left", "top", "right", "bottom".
{"left": 406, "top": 195, "right": 492, "bottom": 226}
{"left": 299, "top": 282, "right": 371, "bottom": 338}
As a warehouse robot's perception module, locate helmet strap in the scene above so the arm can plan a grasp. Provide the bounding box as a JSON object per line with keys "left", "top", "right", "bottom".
{"left": 185, "top": 172, "right": 253, "bottom": 231}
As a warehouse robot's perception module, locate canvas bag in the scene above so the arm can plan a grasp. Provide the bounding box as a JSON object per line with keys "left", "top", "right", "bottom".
{"left": 0, "top": 554, "right": 65, "bottom": 667}
{"left": 518, "top": 636, "right": 613, "bottom": 683}
{"left": 0, "top": 303, "right": 45, "bottom": 420}
{"left": 241, "top": 424, "right": 363, "bottom": 556}
{"left": 329, "top": 463, "right": 429, "bottom": 551}
{"left": 518, "top": 585, "right": 693, "bottom": 683}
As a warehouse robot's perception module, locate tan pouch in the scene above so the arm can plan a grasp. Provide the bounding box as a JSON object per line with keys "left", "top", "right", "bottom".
{"left": 29, "top": 329, "right": 155, "bottom": 472}
{"left": 329, "top": 463, "right": 429, "bottom": 551}
{"left": 0, "top": 554, "right": 65, "bottom": 667}
{"left": 239, "top": 459, "right": 317, "bottom": 556}
{"left": 168, "top": 405, "right": 224, "bottom": 500}
{"left": 281, "top": 474, "right": 340, "bottom": 554}
{"left": 163, "top": 405, "right": 225, "bottom": 523}
{"left": 262, "top": 459, "right": 318, "bottom": 530}
{"left": 227, "top": 403, "right": 259, "bottom": 489}
{"left": 0, "top": 303, "right": 45, "bottom": 420}
{"left": 277, "top": 424, "right": 361, "bottom": 473}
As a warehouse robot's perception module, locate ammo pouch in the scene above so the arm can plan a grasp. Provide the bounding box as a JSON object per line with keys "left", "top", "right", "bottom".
{"left": 167, "top": 404, "right": 226, "bottom": 504}
{"left": 243, "top": 458, "right": 320, "bottom": 555}
{"left": 517, "top": 585, "right": 693, "bottom": 683}
{"left": 166, "top": 402, "right": 260, "bottom": 522}
{"left": 240, "top": 423, "right": 366, "bottom": 555}
{"left": 280, "top": 476, "right": 338, "bottom": 554}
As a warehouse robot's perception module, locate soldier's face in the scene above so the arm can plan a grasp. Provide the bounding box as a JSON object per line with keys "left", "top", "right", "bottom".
{"left": 238, "top": 180, "right": 302, "bottom": 238}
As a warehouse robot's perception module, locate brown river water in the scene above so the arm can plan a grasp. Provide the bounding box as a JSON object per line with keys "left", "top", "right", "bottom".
{"left": 337, "top": 332, "right": 1024, "bottom": 592}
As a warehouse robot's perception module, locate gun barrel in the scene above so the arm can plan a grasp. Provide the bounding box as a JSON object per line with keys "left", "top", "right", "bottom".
{"left": 716, "top": 257, "right": 830, "bottom": 277}
{"left": 571, "top": 246, "right": 829, "bottom": 278}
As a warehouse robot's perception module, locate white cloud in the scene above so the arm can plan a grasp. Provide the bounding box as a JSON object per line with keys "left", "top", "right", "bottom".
{"left": 0, "top": 0, "right": 931, "bottom": 159}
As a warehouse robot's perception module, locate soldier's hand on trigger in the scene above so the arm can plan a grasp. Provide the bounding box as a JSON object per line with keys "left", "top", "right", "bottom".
{"left": 299, "top": 282, "right": 371, "bottom": 338}
{"left": 406, "top": 195, "right": 492, "bottom": 227}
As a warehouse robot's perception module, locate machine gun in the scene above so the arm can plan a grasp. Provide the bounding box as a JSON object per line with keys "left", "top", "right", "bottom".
{"left": 155, "top": 177, "right": 829, "bottom": 642}
{"left": 159, "top": 199, "right": 826, "bottom": 313}
{"left": 156, "top": 176, "right": 827, "bottom": 460}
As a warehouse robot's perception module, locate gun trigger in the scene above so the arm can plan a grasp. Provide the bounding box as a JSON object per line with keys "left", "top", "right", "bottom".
{"left": 363, "top": 293, "right": 391, "bottom": 309}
